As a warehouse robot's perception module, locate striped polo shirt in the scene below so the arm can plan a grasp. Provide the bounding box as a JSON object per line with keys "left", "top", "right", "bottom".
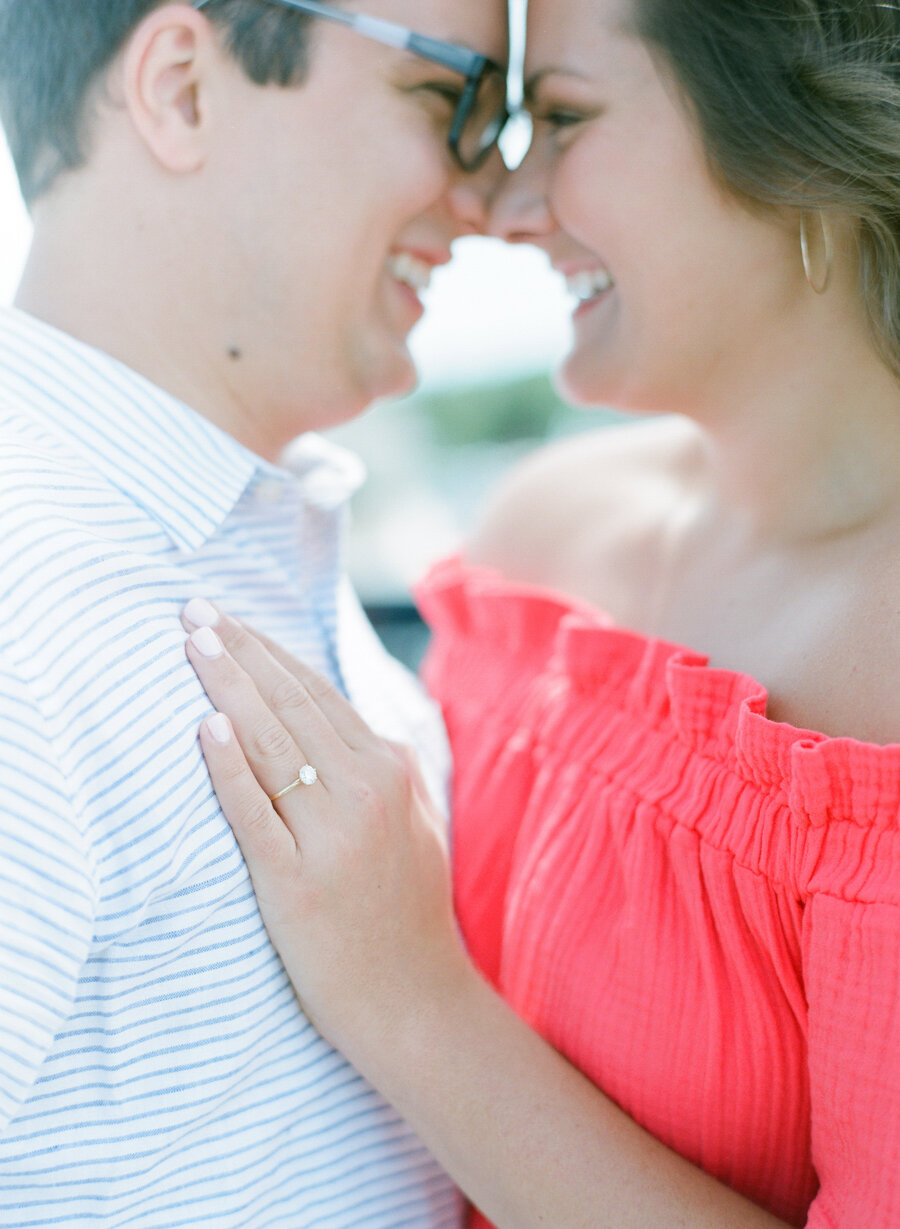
{"left": 0, "top": 306, "right": 460, "bottom": 1228}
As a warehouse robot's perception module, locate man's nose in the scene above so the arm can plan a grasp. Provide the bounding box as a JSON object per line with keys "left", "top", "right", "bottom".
{"left": 446, "top": 149, "right": 508, "bottom": 236}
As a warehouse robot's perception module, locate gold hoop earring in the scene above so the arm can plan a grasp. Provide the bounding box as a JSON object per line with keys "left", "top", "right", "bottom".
{"left": 800, "top": 211, "right": 834, "bottom": 295}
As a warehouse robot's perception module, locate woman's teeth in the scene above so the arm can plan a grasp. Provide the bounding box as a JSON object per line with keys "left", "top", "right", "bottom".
{"left": 388, "top": 252, "right": 434, "bottom": 294}
{"left": 566, "top": 268, "right": 614, "bottom": 303}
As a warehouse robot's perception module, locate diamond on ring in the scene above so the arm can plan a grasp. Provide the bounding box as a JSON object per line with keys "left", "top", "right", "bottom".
{"left": 269, "top": 763, "right": 319, "bottom": 802}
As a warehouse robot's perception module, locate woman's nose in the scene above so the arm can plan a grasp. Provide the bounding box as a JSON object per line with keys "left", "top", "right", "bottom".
{"left": 486, "top": 154, "right": 555, "bottom": 245}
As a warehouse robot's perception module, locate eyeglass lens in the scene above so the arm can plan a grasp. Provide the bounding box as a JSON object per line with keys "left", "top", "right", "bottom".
{"left": 457, "top": 67, "right": 509, "bottom": 168}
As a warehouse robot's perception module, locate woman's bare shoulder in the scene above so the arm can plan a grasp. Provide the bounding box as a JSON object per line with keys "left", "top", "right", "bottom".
{"left": 467, "top": 414, "right": 703, "bottom": 594}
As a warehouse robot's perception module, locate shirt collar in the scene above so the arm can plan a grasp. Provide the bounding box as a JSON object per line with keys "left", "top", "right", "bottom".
{"left": 0, "top": 306, "right": 364, "bottom": 553}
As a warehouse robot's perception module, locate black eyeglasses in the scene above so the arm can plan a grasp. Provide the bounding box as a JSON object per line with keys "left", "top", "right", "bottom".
{"left": 193, "top": 0, "right": 510, "bottom": 170}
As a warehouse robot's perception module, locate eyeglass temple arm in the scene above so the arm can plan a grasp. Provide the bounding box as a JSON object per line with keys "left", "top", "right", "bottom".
{"left": 350, "top": 13, "right": 482, "bottom": 76}
{"left": 193, "top": 0, "right": 481, "bottom": 75}
{"left": 193, "top": 0, "right": 408, "bottom": 43}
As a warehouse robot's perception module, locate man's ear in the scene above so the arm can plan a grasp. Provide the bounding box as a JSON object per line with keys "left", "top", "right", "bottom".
{"left": 120, "top": 5, "right": 217, "bottom": 174}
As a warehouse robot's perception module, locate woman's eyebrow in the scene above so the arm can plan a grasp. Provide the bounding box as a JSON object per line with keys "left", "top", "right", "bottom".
{"left": 523, "top": 68, "right": 592, "bottom": 105}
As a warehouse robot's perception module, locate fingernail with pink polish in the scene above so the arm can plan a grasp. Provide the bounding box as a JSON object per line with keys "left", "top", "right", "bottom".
{"left": 206, "top": 713, "right": 232, "bottom": 744}
{"left": 184, "top": 598, "right": 220, "bottom": 628}
{"left": 191, "top": 627, "right": 224, "bottom": 658}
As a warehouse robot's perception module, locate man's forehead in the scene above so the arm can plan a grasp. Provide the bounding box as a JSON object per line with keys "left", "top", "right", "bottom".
{"left": 344, "top": 0, "right": 508, "bottom": 55}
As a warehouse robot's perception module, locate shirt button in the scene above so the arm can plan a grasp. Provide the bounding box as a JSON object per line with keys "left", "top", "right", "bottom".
{"left": 254, "top": 478, "right": 285, "bottom": 505}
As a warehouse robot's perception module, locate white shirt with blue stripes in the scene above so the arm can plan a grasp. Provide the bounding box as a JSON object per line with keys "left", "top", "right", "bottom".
{"left": 0, "top": 305, "right": 461, "bottom": 1229}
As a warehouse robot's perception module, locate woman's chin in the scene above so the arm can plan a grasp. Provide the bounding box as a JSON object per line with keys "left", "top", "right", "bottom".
{"left": 554, "top": 350, "right": 625, "bottom": 410}
{"left": 555, "top": 352, "right": 673, "bottom": 419}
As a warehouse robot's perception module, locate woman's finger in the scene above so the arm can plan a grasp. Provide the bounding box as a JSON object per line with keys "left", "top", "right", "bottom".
{"left": 186, "top": 626, "right": 317, "bottom": 803}
{"left": 385, "top": 740, "right": 450, "bottom": 855}
{"left": 182, "top": 600, "right": 376, "bottom": 752}
{"left": 199, "top": 712, "right": 300, "bottom": 885}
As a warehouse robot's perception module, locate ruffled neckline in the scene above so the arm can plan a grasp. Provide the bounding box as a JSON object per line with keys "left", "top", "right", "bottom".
{"left": 417, "top": 556, "right": 900, "bottom": 835}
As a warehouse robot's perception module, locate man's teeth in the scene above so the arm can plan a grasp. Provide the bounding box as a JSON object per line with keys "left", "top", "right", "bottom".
{"left": 566, "top": 268, "right": 614, "bottom": 302}
{"left": 389, "top": 252, "right": 433, "bottom": 294}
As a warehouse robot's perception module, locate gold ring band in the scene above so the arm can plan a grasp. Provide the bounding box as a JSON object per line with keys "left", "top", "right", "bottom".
{"left": 269, "top": 764, "right": 318, "bottom": 801}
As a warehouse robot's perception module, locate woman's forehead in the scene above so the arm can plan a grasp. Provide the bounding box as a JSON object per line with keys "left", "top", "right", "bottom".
{"left": 524, "top": 0, "right": 636, "bottom": 77}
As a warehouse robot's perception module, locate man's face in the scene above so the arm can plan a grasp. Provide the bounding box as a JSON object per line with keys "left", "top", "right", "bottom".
{"left": 199, "top": 0, "right": 507, "bottom": 449}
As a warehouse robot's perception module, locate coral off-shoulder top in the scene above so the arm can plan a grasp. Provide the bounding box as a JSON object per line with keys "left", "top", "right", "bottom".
{"left": 416, "top": 557, "right": 900, "bottom": 1229}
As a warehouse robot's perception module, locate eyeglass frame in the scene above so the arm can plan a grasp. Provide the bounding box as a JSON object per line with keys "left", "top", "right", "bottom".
{"left": 192, "top": 0, "right": 511, "bottom": 170}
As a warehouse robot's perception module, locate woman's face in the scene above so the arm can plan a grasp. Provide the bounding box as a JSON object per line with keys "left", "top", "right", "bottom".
{"left": 492, "top": 0, "right": 807, "bottom": 416}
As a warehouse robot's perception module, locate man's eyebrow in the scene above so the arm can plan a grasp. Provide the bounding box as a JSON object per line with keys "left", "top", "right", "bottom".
{"left": 398, "top": 43, "right": 508, "bottom": 72}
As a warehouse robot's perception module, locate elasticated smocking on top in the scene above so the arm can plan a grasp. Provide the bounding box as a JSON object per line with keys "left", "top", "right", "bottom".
{"left": 417, "top": 556, "right": 900, "bottom": 1229}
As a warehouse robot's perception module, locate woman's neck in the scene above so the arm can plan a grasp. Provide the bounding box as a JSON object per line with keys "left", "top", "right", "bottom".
{"left": 690, "top": 312, "right": 900, "bottom": 548}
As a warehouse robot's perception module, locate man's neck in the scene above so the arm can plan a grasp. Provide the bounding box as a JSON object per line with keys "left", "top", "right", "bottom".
{"left": 16, "top": 195, "right": 291, "bottom": 463}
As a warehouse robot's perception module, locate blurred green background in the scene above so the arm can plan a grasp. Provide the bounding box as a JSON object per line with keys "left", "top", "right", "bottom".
{"left": 329, "top": 371, "right": 624, "bottom": 668}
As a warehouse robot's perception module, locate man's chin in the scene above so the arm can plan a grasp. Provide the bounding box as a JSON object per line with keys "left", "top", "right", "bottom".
{"left": 359, "top": 342, "right": 420, "bottom": 408}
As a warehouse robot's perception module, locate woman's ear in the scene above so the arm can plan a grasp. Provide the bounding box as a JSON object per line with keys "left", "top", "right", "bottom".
{"left": 120, "top": 4, "right": 216, "bottom": 174}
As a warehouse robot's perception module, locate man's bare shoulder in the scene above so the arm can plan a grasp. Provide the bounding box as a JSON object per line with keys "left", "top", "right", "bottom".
{"left": 467, "top": 414, "right": 704, "bottom": 596}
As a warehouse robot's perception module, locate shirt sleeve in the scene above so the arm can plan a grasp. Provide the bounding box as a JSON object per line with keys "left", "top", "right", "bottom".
{"left": 803, "top": 893, "right": 900, "bottom": 1227}
{"left": 0, "top": 648, "right": 96, "bottom": 1131}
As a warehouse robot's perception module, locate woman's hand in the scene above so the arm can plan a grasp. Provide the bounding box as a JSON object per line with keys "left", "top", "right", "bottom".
{"left": 179, "top": 603, "right": 792, "bottom": 1229}
{"left": 181, "top": 599, "right": 471, "bottom": 1059}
